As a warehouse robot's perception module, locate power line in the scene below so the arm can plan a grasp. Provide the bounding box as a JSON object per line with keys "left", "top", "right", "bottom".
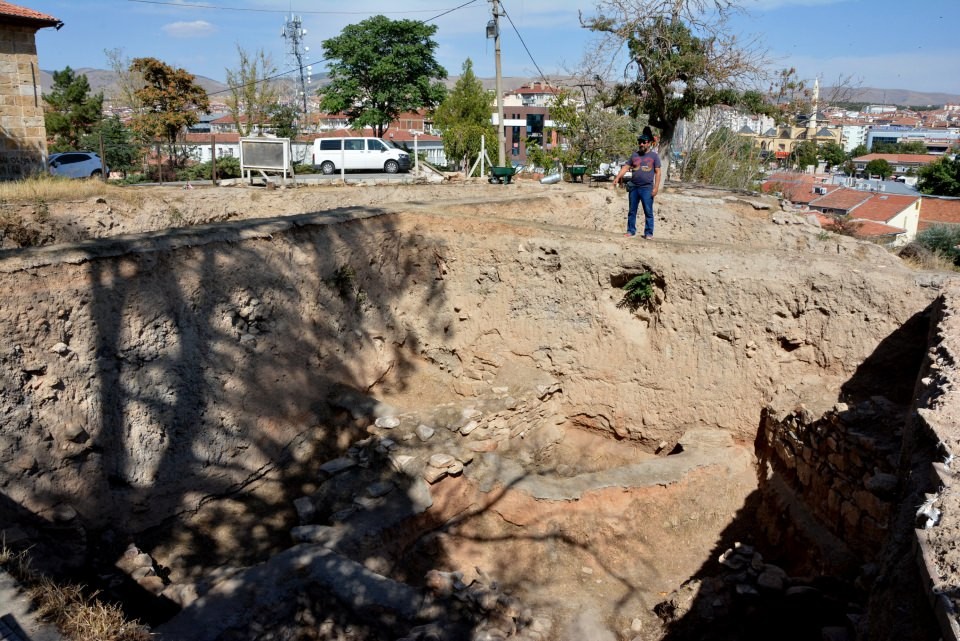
{"left": 499, "top": 1, "right": 548, "bottom": 84}
{"left": 126, "top": 0, "right": 476, "bottom": 16}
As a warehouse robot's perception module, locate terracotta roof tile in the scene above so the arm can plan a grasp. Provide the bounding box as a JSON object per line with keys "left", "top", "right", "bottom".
{"left": 853, "top": 153, "right": 936, "bottom": 164}
{"left": 0, "top": 1, "right": 60, "bottom": 25}
{"left": 919, "top": 197, "right": 960, "bottom": 230}
{"left": 850, "top": 220, "right": 906, "bottom": 237}
{"left": 810, "top": 189, "right": 873, "bottom": 212}
{"left": 852, "top": 193, "right": 919, "bottom": 223}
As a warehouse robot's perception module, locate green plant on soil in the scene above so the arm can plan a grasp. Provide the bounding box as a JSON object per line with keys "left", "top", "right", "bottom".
{"left": 618, "top": 272, "right": 656, "bottom": 310}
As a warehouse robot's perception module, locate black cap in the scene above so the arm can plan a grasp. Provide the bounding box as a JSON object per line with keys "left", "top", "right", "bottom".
{"left": 638, "top": 133, "right": 654, "bottom": 143}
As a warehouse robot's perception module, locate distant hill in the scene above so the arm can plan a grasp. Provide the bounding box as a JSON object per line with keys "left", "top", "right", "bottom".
{"left": 40, "top": 68, "right": 230, "bottom": 101}
{"left": 826, "top": 86, "right": 960, "bottom": 107}
{"left": 40, "top": 69, "right": 960, "bottom": 109}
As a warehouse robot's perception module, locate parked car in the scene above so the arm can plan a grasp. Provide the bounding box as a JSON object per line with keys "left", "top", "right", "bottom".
{"left": 311, "top": 137, "right": 410, "bottom": 174}
{"left": 47, "top": 152, "right": 108, "bottom": 179}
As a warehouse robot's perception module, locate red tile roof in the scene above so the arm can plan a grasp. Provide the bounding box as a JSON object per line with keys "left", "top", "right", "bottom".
{"left": 850, "top": 220, "right": 906, "bottom": 237}
{"left": 853, "top": 153, "right": 936, "bottom": 165}
{"left": 761, "top": 172, "right": 837, "bottom": 203}
{"left": 816, "top": 213, "right": 904, "bottom": 238}
{"left": 852, "top": 193, "right": 919, "bottom": 223}
{"left": 184, "top": 133, "right": 240, "bottom": 143}
{"left": 0, "top": 1, "right": 60, "bottom": 26}
{"left": 810, "top": 189, "right": 873, "bottom": 212}
{"left": 918, "top": 197, "right": 960, "bottom": 230}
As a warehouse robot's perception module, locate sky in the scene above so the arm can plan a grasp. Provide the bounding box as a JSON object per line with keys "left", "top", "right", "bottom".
{"left": 27, "top": 0, "right": 960, "bottom": 97}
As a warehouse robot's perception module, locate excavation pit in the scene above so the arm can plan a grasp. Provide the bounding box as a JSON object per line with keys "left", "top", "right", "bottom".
{"left": 0, "top": 182, "right": 948, "bottom": 640}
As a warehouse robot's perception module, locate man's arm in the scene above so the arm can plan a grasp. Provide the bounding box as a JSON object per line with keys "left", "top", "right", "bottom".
{"left": 612, "top": 164, "right": 629, "bottom": 187}
{"left": 652, "top": 167, "right": 662, "bottom": 196}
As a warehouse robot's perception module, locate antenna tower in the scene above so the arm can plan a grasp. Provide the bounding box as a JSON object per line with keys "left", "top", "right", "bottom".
{"left": 281, "top": 13, "right": 312, "bottom": 128}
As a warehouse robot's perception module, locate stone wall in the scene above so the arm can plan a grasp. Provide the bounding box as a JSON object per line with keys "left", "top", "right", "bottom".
{"left": 0, "top": 23, "right": 48, "bottom": 180}
{"left": 756, "top": 402, "right": 903, "bottom": 571}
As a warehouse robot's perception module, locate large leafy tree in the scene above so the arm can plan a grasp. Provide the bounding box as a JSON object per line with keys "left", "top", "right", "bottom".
{"left": 43, "top": 67, "right": 104, "bottom": 151}
{"left": 582, "top": 0, "right": 763, "bottom": 166}
{"left": 819, "top": 141, "right": 847, "bottom": 170}
{"left": 865, "top": 158, "right": 893, "bottom": 179}
{"left": 790, "top": 140, "right": 818, "bottom": 170}
{"left": 129, "top": 57, "right": 210, "bottom": 156}
{"left": 917, "top": 156, "right": 960, "bottom": 196}
{"left": 318, "top": 15, "right": 447, "bottom": 137}
{"left": 432, "top": 58, "right": 495, "bottom": 172}
{"left": 225, "top": 47, "right": 279, "bottom": 137}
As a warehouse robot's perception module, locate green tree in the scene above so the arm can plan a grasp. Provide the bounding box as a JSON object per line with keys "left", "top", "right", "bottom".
{"left": 43, "top": 66, "right": 104, "bottom": 151}
{"left": 583, "top": 0, "right": 763, "bottom": 181}
{"left": 80, "top": 116, "right": 139, "bottom": 176}
{"left": 432, "top": 58, "right": 496, "bottom": 172}
{"left": 225, "top": 46, "right": 278, "bottom": 137}
{"left": 129, "top": 57, "right": 210, "bottom": 166}
{"left": 850, "top": 144, "right": 869, "bottom": 158}
{"left": 917, "top": 156, "right": 960, "bottom": 196}
{"left": 872, "top": 142, "right": 897, "bottom": 154}
{"left": 269, "top": 103, "right": 300, "bottom": 140}
{"left": 865, "top": 158, "right": 893, "bottom": 179}
{"left": 897, "top": 140, "right": 928, "bottom": 155}
{"left": 318, "top": 15, "right": 447, "bottom": 137}
{"left": 790, "top": 140, "right": 819, "bottom": 170}
{"left": 819, "top": 141, "right": 846, "bottom": 170}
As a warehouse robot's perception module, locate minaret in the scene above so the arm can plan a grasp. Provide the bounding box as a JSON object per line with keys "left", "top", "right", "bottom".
{"left": 808, "top": 77, "right": 820, "bottom": 137}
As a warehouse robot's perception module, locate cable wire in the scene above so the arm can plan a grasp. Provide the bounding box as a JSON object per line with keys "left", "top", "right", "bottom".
{"left": 126, "top": 0, "right": 476, "bottom": 16}
{"left": 499, "top": 0, "right": 549, "bottom": 85}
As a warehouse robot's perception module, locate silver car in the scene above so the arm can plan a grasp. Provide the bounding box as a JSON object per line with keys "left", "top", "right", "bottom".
{"left": 47, "top": 152, "right": 108, "bottom": 178}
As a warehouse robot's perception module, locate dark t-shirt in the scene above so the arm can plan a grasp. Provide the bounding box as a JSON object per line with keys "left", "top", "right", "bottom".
{"left": 627, "top": 151, "right": 661, "bottom": 187}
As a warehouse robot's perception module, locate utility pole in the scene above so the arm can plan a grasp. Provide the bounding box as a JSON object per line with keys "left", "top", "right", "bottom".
{"left": 282, "top": 13, "right": 312, "bottom": 131}
{"left": 489, "top": 0, "right": 506, "bottom": 166}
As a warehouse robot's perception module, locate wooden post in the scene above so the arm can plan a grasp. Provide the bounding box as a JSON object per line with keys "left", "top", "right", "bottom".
{"left": 98, "top": 134, "right": 107, "bottom": 183}
{"left": 157, "top": 143, "right": 163, "bottom": 184}
{"left": 211, "top": 135, "right": 217, "bottom": 184}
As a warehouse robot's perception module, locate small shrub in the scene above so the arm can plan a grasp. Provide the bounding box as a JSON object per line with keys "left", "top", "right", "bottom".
{"left": 915, "top": 225, "right": 960, "bottom": 265}
{"left": 618, "top": 272, "right": 656, "bottom": 310}
{"left": 326, "top": 265, "right": 356, "bottom": 301}
{"left": 33, "top": 197, "right": 50, "bottom": 223}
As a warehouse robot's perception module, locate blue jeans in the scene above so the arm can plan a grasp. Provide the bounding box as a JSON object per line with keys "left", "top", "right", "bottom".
{"left": 627, "top": 185, "right": 655, "bottom": 236}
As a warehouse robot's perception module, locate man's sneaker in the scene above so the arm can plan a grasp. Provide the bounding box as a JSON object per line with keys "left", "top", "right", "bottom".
{"left": 643, "top": 234, "right": 653, "bottom": 239}
{"left": 624, "top": 233, "right": 636, "bottom": 237}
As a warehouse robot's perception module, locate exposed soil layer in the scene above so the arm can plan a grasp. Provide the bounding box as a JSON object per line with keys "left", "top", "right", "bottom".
{"left": 0, "top": 179, "right": 951, "bottom": 640}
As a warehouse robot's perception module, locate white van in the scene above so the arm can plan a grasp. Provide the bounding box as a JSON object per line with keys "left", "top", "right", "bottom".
{"left": 312, "top": 137, "right": 411, "bottom": 174}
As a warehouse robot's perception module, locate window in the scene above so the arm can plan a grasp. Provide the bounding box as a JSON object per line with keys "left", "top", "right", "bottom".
{"left": 319, "top": 140, "right": 341, "bottom": 151}
{"left": 368, "top": 139, "right": 387, "bottom": 152}
{"left": 345, "top": 139, "right": 364, "bottom": 151}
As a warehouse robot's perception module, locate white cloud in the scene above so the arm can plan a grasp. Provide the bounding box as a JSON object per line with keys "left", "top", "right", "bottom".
{"left": 161, "top": 21, "right": 217, "bottom": 39}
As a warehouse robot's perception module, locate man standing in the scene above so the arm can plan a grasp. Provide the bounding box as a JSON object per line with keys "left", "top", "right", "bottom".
{"left": 613, "top": 132, "right": 661, "bottom": 239}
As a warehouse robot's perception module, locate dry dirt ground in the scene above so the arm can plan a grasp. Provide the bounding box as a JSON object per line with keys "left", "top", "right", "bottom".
{"left": 0, "top": 176, "right": 953, "bottom": 640}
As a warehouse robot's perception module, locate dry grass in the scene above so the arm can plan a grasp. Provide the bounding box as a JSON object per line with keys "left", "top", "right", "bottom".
{"left": 0, "top": 175, "right": 136, "bottom": 205}
{"left": 29, "top": 579, "right": 152, "bottom": 641}
{"left": 1, "top": 541, "right": 151, "bottom": 641}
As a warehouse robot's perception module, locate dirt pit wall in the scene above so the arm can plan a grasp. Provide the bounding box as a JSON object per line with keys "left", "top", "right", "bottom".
{"left": 0, "top": 183, "right": 946, "bottom": 636}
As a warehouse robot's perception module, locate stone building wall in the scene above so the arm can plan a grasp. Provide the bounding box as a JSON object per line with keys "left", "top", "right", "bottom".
{"left": 0, "top": 23, "right": 48, "bottom": 180}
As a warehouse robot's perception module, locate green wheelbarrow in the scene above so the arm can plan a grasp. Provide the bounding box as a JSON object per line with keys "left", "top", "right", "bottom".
{"left": 568, "top": 165, "right": 588, "bottom": 182}
{"left": 488, "top": 165, "right": 516, "bottom": 184}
